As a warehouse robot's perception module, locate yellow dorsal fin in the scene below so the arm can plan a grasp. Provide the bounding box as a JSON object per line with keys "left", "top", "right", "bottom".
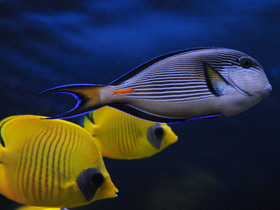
{"left": 0, "top": 115, "right": 22, "bottom": 150}
{"left": 83, "top": 114, "right": 97, "bottom": 136}
{"left": 83, "top": 106, "right": 120, "bottom": 136}
{"left": 91, "top": 106, "right": 120, "bottom": 125}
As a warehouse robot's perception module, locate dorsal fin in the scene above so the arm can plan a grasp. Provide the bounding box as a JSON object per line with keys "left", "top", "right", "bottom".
{"left": 110, "top": 47, "right": 215, "bottom": 85}
{"left": 83, "top": 114, "right": 97, "bottom": 136}
{"left": 0, "top": 116, "right": 20, "bottom": 148}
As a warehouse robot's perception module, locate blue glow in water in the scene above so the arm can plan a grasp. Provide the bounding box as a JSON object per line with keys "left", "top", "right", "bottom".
{"left": 0, "top": 0, "right": 279, "bottom": 210}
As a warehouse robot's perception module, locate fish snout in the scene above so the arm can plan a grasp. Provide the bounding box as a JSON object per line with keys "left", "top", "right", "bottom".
{"left": 261, "top": 83, "right": 272, "bottom": 98}
{"left": 264, "top": 84, "right": 272, "bottom": 93}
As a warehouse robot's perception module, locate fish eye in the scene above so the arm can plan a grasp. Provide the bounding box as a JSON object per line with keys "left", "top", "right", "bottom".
{"left": 154, "top": 126, "right": 164, "bottom": 139}
{"left": 239, "top": 57, "right": 253, "bottom": 68}
{"left": 91, "top": 172, "right": 105, "bottom": 188}
{"left": 77, "top": 168, "right": 105, "bottom": 202}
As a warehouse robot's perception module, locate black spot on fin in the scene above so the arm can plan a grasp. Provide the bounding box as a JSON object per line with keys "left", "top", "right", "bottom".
{"left": 110, "top": 47, "right": 217, "bottom": 85}
{"left": 203, "top": 61, "right": 230, "bottom": 96}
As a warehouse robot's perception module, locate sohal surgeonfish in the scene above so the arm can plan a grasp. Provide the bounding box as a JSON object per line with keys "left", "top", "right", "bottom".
{"left": 40, "top": 48, "right": 272, "bottom": 122}
{"left": 0, "top": 115, "right": 118, "bottom": 209}
{"left": 83, "top": 106, "right": 178, "bottom": 160}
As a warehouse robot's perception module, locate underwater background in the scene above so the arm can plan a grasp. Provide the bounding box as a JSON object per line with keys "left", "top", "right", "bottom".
{"left": 0, "top": 0, "right": 279, "bottom": 210}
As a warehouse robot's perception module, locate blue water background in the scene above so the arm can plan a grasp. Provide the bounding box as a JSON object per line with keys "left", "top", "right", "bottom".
{"left": 0, "top": 0, "right": 279, "bottom": 210}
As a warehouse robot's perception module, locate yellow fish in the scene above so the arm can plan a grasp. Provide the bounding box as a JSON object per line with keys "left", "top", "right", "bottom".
{"left": 16, "top": 206, "right": 62, "bottom": 210}
{"left": 83, "top": 106, "right": 178, "bottom": 160}
{"left": 0, "top": 115, "right": 118, "bottom": 209}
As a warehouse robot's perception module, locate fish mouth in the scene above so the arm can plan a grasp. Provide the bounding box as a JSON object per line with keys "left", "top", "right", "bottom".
{"left": 261, "top": 84, "right": 272, "bottom": 98}
{"left": 258, "top": 90, "right": 270, "bottom": 99}
{"left": 262, "top": 93, "right": 270, "bottom": 98}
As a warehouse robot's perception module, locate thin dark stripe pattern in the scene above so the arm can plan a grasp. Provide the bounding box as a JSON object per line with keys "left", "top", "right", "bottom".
{"left": 118, "top": 58, "right": 214, "bottom": 101}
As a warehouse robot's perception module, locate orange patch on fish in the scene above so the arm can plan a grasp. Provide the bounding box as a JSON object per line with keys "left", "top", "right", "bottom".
{"left": 114, "top": 89, "right": 135, "bottom": 95}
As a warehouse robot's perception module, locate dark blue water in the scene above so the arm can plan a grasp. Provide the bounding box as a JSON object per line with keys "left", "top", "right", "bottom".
{"left": 0, "top": 1, "right": 279, "bottom": 210}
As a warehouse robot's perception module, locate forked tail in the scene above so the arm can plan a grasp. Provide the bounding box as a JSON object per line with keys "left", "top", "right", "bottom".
{"left": 39, "top": 84, "right": 105, "bottom": 119}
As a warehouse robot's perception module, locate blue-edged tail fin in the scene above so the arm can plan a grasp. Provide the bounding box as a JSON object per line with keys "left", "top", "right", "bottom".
{"left": 39, "top": 84, "right": 105, "bottom": 119}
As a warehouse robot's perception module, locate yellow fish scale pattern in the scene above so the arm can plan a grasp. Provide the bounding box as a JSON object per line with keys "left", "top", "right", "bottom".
{"left": 102, "top": 110, "right": 139, "bottom": 158}
{"left": 14, "top": 121, "right": 81, "bottom": 206}
{"left": 93, "top": 108, "right": 158, "bottom": 159}
{"left": 0, "top": 115, "right": 118, "bottom": 208}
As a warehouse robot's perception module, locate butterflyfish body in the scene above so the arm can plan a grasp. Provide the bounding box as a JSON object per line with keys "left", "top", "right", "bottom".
{"left": 40, "top": 47, "right": 272, "bottom": 122}
{"left": 16, "top": 206, "right": 66, "bottom": 210}
{"left": 0, "top": 115, "right": 118, "bottom": 208}
{"left": 83, "top": 106, "right": 178, "bottom": 160}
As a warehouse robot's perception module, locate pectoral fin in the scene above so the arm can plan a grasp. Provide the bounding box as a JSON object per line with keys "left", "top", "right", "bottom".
{"left": 203, "top": 61, "right": 230, "bottom": 96}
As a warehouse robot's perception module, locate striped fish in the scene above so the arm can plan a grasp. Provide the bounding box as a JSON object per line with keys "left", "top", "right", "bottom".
{"left": 40, "top": 47, "right": 272, "bottom": 122}
{"left": 0, "top": 115, "right": 118, "bottom": 208}
{"left": 83, "top": 106, "right": 178, "bottom": 160}
{"left": 16, "top": 206, "right": 66, "bottom": 210}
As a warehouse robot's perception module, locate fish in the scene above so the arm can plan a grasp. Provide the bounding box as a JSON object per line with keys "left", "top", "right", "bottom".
{"left": 83, "top": 106, "right": 178, "bottom": 160}
{"left": 16, "top": 206, "right": 65, "bottom": 210}
{"left": 0, "top": 115, "right": 118, "bottom": 208}
{"left": 40, "top": 47, "right": 272, "bottom": 122}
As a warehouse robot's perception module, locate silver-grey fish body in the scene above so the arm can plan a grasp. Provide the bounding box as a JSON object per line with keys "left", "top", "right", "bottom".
{"left": 100, "top": 48, "right": 271, "bottom": 121}
{"left": 42, "top": 47, "right": 272, "bottom": 122}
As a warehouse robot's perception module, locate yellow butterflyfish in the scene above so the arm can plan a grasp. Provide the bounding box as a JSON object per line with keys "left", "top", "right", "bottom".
{"left": 83, "top": 106, "right": 178, "bottom": 160}
{"left": 0, "top": 115, "right": 118, "bottom": 209}
{"left": 16, "top": 206, "right": 62, "bottom": 210}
